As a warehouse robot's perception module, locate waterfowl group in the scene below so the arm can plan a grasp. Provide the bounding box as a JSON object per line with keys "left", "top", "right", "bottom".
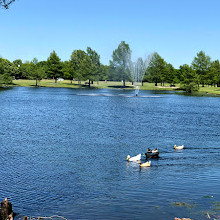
{"left": 127, "top": 153, "right": 151, "bottom": 167}
{"left": 127, "top": 145, "right": 185, "bottom": 168}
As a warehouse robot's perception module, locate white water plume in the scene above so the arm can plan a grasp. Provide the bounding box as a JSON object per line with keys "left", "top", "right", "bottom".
{"left": 128, "top": 54, "right": 153, "bottom": 96}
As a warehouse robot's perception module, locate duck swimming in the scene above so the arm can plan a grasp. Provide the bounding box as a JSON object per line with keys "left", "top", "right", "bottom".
{"left": 139, "top": 161, "right": 151, "bottom": 167}
{"left": 174, "top": 145, "right": 184, "bottom": 150}
{"left": 127, "top": 153, "right": 141, "bottom": 162}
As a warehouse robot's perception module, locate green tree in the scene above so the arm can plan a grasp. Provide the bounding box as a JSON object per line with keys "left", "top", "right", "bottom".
{"left": 98, "top": 64, "right": 109, "bottom": 81}
{"left": 63, "top": 60, "right": 75, "bottom": 83}
{"left": 145, "top": 52, "right": 166, "bottom": 86}
{"left": 13, "top": 59, "right": 23, "bottom": 79}
{"left": 179, "top": 64, "right": 198, "bottom": 93}
{"left": 0, "top": 58, "right": 14, "bottom": 85}
{"left": 109, "top": 41, "right": 131, "bottom": 86}
{"left": 47, "top": 51, "right": 63, "bottom": 83}
{"left": 19, "top": 61, "right": 31, "bottom": 79}
{"left": 192, "top": 51, "right": 211, "bottom": 87}
{"left": 70, "top": 50, "right": 88, "bottom": 85}
{"left": 29, "top": 58, "right": 45, "bottom": 86}
{"left": 209, "top": 60, "right": 220, "bottom": 87}
{"left": 163, "top": 63, "right": 177, "bottom": 86}
{"left": 86, "top": 47, "right": 101, "bottom": 87}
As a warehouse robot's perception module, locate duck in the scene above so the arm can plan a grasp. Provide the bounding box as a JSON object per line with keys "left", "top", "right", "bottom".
{"left": 139, "top": 161, "right": 151, "bottom": 167}
{"left": 144, "top": 148, "right": 160, "bottom": 159}
{"left": 174, "top": 145, "right": 184, "bottom": 150}
{"left": 127, "top": 153, "right": 141, "bottom": 162}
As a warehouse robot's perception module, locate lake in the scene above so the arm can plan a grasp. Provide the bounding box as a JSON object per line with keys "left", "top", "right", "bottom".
{"left": 0, "top": 87, "right": 219, "bottom": 219}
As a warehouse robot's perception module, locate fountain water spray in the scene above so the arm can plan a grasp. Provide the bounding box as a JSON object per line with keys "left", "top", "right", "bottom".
{"left": 129, "top": 54, "right": 153, "bottom": 96}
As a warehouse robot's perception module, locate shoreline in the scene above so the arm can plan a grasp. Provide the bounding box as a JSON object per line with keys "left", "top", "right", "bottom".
{"left": 1, "top": 79, "right": 220, "bottom": 96}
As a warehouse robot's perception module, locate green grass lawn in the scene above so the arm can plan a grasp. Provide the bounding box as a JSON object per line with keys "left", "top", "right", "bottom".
{"left": 11, "top": 79, "right": 220, "bottom": 95}
{"left": 12, "top": 79, "right": 179, "bottom": 90}
{"left": 198, "top": 85, "right": 220, "bottom": 95}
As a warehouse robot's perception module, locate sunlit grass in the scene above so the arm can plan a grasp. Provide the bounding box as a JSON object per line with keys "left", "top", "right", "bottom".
{"left": 199, "top": 85, "right": 220, "bottom": 95}
{"left": 12, "top": 79, "right": 179, "bottom": 90}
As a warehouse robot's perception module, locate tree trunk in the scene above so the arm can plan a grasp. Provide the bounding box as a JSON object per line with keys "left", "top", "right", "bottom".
{"left": 89, "top": 79, "right": 91, "bottom": 87}
{"left": 123, "top": 79, "right": 126, "bottom": 87}
{"left": 35, "top": 79, "right": 38, "bottom": 87}
{"left": 142, "top": 81, "right": 143, "bottom": 86}
{"left": 55, "top": 78, "right": 57, "bottom": 84}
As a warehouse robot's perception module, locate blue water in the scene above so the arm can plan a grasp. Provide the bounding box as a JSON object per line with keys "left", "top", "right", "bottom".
{"left": 0, "top": 87, "right": 219, "bottom": 219}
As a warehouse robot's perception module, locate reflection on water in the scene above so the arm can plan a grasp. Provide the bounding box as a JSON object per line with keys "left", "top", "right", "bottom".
{"left": 75, "top": 93, "right": 162, "bottom": 98}
{"left": 0, "top": 87, "right": 219, "bottom": 220}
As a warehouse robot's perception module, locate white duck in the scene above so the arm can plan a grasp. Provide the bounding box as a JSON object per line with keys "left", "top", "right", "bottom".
{"left": 139, "top": 161, "right": 151, "bottom": 167}
{"left": 174, "top": 145, "right": 184, "bottom": 150}
{"left": 127, "top": 153, "right": 141, "bottom": 162}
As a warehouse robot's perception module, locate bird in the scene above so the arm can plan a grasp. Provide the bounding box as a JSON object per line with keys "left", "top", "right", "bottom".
{"left": 127, "top": 153, "right": 141, "bottom": 162}
{"left": 139, "top": 161, "right": 151, "bottom": 167}
{"left": 174, "top": 145, "right": 184, "bottom": 150}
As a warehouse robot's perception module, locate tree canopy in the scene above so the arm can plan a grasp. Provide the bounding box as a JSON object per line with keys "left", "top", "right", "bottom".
{"left": 192, "top": 51, "right": 211, "bottom": 87}
{"left": 47, "top": 51, "right": 63, "bottom": 83}
{"left": 0, "top": 58, "right": 15, "bottom": 85}
{"left": 109, "top": 41, "right": 131, "bottom": 86}
{"left": 145, "top": 52, "right": 166, "bottom": 86}
{"left": 179, "top": 64, "right": 198, "bottom": 93}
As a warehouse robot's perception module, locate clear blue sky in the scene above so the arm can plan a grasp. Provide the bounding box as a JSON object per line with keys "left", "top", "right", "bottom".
{"left": 1, "top": 0, "right": 220, "bottom": 68}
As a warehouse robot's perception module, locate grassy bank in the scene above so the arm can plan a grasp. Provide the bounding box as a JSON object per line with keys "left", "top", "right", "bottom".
{"left": 11, "top": 79, "right": 220, "bottom": 95}
{"left": 12, "top": 79, "right": 179, "bottom": 90}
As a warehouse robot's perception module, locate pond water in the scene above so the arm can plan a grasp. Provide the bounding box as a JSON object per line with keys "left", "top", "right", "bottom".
{"left": 0, "top": 87, "right": 219, "bottom": 219}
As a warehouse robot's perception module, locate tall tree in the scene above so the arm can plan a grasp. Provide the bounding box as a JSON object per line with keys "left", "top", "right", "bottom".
{"left": 192, "top": 51, "right": 211, "bottom": 87}
{"left": 28, "top": 58, "right": 45, "bottom": 86}
{"left": 13, "top": 59, "right": 23, "bottom": 79}
{"left": 47, "top": 51, "right": 63, "bottom": 83}
{"left": 86, "top": 47, "right": 101, "bottom": 87}
{"left": 63, "top": 61, "right": 75, "bottom": 83}
{"left": 145, "top": 52, "right": 166, "bottom": 86}
{"left": 209, "top": 60, "right": 220, "bottom": 87}
{"left": 0, "top": 58, "right": 14, "bottom": 85}
{"left": 99, "top": 64, "right": 109, "bottom": 81}
{"left": 109, "top": 41, "right": 131, "bottom": 87}
{"left": 19, "top": 61, "right": 31, "bottom": 79}
{"left": 70, "top": 50, "right": 88, "bottom": 85}
{"left": 179, "top": 64, "right": 198, "bottom": 93}
{"left": 163, "top": 63, "right": 176, "bottom": 86}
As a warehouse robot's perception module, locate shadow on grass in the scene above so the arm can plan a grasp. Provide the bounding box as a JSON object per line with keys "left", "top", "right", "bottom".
{"left": 108, "top": 85, "right": 134, "bottom": 89}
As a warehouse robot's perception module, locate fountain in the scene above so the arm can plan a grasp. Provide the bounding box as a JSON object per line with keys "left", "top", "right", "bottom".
{"left": 128, "top": 54, "right": 152, "bottom": 96}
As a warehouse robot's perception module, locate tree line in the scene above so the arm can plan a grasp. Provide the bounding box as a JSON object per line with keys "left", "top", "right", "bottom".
{"left": 1, "top": 41, "right": 220, "bottom": 93}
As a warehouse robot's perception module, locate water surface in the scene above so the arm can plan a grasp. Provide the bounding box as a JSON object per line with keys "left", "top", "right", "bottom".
{"left": 0, "top": 87, "right": 219, "bottom": 219}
